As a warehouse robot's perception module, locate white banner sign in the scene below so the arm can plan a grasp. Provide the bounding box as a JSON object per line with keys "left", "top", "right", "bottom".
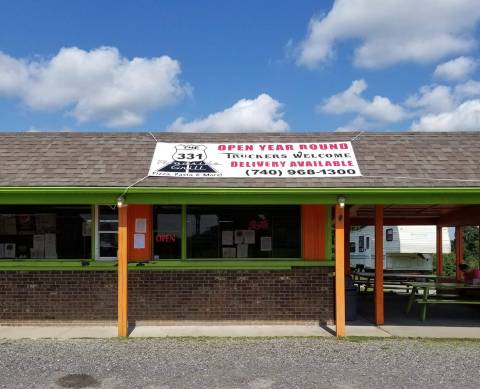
{"left": 148, "top": 142, "right": 362, "bottom": 178}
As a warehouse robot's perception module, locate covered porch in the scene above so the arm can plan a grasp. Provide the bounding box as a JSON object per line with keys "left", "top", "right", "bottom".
{"left": 334, "top": 202, "right": 480, "bottom": 336}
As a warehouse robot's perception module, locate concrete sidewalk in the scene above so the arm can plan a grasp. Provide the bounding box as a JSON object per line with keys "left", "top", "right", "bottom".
{"left": 1, "top": 322, "right": 478, "bottom": 339}
{"left": 0, "top": 323, "right": 387, "bottom": 339}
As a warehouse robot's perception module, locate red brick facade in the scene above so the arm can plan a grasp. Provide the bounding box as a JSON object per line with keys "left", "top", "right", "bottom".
{"left": 0, "top": 267, "right": 334, "bottom": 323}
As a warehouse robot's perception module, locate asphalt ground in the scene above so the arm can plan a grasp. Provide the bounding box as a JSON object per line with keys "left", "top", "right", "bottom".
{"left": 0, "top": 338, "right": 479, "bottom": 389}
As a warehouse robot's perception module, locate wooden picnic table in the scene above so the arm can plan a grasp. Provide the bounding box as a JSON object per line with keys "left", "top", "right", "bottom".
{"left": 405, "top": 281, "right": 480, "bottom": 321}
{"left": 352, "top": 272, "right": 438, "bottom": 292}
{"left": 353, "top": 271, "right": 438, "bottom": 281}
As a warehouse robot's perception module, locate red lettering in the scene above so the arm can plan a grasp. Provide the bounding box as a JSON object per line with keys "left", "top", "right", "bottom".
{"left": 155, "top": 234, "right": 177, "bottom": 243}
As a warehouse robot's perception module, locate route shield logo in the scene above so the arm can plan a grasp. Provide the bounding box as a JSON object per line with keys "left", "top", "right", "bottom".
{"left": 154, "top": 144, "right": 217, "bottom": 174}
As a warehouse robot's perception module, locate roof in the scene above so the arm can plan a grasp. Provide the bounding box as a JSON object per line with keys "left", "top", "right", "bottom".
{"left": 0, "top": 131, "right": 480, "bottom": 188}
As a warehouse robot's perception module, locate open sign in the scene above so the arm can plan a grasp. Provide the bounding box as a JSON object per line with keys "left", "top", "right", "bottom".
{"left": 155, "top": 233, "right": 177, "bottom": 243}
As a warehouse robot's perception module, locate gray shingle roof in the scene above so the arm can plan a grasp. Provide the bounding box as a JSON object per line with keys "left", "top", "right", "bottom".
{"left": 1, "top": 131, "right": 479, "bottom": 188}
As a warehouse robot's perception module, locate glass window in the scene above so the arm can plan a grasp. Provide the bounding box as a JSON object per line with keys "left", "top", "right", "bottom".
{"left": 187, "top": 205, "right": 300, "bottom": 259}
{"left": 0, "top": 205, "right": 92, "bottom": 260}
{"left": 366, "top": 237, "right": 370, "bottom": 250}
{"left": 349, "top": 242, "right": 356, "bottom": 253}
{"left": 153, "top": 206, "right": 182, "bottom": 259}
{"left": 97, "top": 206, "right": 118, "bottom": 259}
{"left": 386, "top": 228, "right": 394, "bottom": 242}
{"left": 358, "top": 236, "right": 364, "bottom": 252}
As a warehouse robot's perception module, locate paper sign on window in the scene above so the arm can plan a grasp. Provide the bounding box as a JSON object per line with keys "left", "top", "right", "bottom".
{"left": 135, "top": 218, "right": 147, "bottom": 233}
{"left": 261, "top": 237, "right": 272, "bottom": 252}
{"left": 134, "top": 233, "right": 145, "bottom": 249}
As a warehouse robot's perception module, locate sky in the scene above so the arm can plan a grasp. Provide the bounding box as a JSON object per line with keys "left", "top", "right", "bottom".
{"left": 0, "top": 0, "right": 480, "bottom": 133}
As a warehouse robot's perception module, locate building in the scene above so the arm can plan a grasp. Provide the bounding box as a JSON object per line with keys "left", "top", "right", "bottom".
{"left": 1, "top": 131, "right": 479, "bottom": 336}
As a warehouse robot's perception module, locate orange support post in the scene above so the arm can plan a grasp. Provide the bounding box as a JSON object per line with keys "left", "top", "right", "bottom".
{"left": 335, "top": 204, "right": 346, "bottom": 337}
{"left": 118, "top": 205, "right": 128, "bottom": 337}
{"left": 436, "top": 226, "right": 443, "bottom": 276}
{"left": 344, "top": 206, "right": 350, "bottom": 275}
{"left": 455, "top": 226, "right": 463, "bottom": 282}
{"left": 374, "top": 205, "right": 384, "bottom": 325}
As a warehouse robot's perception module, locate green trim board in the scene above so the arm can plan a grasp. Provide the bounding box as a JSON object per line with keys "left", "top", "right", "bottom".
{"left": 0, "top": 259, "right": 334, "bottom": 271}
{"left": 90, "top": 204, "right": 96, "bottom": 259}
{"left": 181, "top": 204, "right": 187, "bottom": 260}
{"left": 1, "top": 187, "right": 480, "bottom": 205}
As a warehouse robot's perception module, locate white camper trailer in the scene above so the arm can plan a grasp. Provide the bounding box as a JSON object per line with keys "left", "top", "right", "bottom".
{"left": 349, "top": 226, "right": 451, "bottom": 271}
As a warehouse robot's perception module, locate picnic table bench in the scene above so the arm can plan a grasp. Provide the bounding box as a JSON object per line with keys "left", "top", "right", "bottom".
{"left": 405, "top": 282, "right": 480, "bottom": 321}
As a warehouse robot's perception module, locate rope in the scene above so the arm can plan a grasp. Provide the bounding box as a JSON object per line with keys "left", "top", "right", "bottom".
{"left": 350, "top": 131, "right": 364, "bottom": 142}
{"left": 117, "top": 133, "right": 159, "bottom": 202}
{"left": 361, "top": 174, "right": 480, "bottom": 183}
{"left": 148, "top": 131, "right": 159, "bottom": 142}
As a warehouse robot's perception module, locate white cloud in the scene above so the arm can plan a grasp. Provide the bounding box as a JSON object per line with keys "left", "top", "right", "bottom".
{"left": 296, "top": 0, "right": 480, "bottom": 68}
{"left": 434, "top": 56, "right": 478, "bottom": 81}
{"left": 27, "top": 126, "right": 73, "bottom": 133}
{"left": 167, "top": 94, "right": 289, "bottom": 133}
{"left": 405, "top": 80, "right": 480, "bottom": 130}
{"left": 334, "top": 116, "right": 371, "bottom": 132}
{"left": 411, "top": 99, "right": 480, "bottom": 131}
{"left": 405, "top": 85, "right": 457, "bottom": 114}
{"left": 320, "top": 79, "right": 407, "bottom": 123}
{"left": 454, "top": 79, "right": 480, "bottom": 98}
{"left": 0, "top": 47, "right": 189, "bottom": 128}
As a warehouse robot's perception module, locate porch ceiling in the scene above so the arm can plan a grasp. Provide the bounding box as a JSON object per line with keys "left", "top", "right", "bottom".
{"left": 349, "top": 204, "right": 480, "bottom": 226}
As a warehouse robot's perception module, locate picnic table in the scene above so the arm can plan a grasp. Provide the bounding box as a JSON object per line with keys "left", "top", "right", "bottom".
{"left": 352, "top": 271, "right": 438, "bottom": 293}
{"left": 405, "top": 281, "right": 480, "bottom": 321}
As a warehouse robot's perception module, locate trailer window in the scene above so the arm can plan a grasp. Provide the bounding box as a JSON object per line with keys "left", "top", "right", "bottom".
{"left": 349, "top": 242, "right": 356, "bottom": 253}
{"left": 386, "top": 228, "right": 394, "bottom": 242}
{"left": 366, "top": 237, "right": 370, "bottom": 250}
{"left": 358, "top": 236, "right": 364, "bottom": 252}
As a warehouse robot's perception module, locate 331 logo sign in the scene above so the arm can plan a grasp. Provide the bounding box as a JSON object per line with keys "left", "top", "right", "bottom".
{"left": 154, "top": 144, "right": 217, "bottom": 174}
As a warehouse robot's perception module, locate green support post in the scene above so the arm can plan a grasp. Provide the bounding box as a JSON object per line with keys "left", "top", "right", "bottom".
{"left": 181, "top": 204, "right": 187, "bottom": 260}
{"left": 90, "top": 205, "right": 96, "bottom": 260}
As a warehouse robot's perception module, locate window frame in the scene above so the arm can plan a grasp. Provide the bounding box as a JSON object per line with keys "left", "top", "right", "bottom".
{"left": 95, "top": 205, "right": 118, "bottom": 261}
{"left": 386, "top": 228, "right": 394, "bottom": 242}
{"left": 0, "top": 204, "right": 93, "bottom": 261}
{"left": 349, "top": 242, "right": 356, "bottom": 253}
{"left": 185, "top": 205, "right": 302, "bottom": 260}
{"left": 358, "top": 235, "right": 365, "bottom": 252}
{"left": 153, "top": 205, "right": 182, "bottom": 260}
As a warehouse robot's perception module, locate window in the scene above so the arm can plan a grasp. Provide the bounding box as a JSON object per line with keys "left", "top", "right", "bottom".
{"left": 97, "top": 206, "right": 118, "bottom": 259}
{"left": 349, "top": 242, "right": 356, "bottom": 253}
{"left": 386, "top": 228, "right": 394, "bottom": 242}
{"left": 366, "top": 237, "right": 370, "bottom": 250}
{"left": 187, "top": 205, "right": 300, "bottom": 259}
{"left": 153, "top": 205, "right": 182, "bottom": 259}
{"left": 0, "top": 205, "right": 92, "bottom": 259}
{"left": 358, "top": 236, "right": 364, "bottom": 252}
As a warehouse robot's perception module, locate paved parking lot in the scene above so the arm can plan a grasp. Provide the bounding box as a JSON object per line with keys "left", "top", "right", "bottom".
{"left": 0, "top": 338, "right": 479, "bottom": 388}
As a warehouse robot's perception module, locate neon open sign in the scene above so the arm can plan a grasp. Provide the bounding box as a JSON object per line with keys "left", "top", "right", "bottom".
{"left": 155, "top": 234, "right": 177, "bottom": 243}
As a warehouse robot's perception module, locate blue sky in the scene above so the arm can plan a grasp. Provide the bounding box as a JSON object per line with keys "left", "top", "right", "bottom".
{"left": 0, "top": 0, "right": 480, "bottom": 133}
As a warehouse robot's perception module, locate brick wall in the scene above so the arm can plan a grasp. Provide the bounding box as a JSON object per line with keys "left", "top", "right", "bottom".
{"left": 0, "top": 267, "right": 334, "bottom": 323}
